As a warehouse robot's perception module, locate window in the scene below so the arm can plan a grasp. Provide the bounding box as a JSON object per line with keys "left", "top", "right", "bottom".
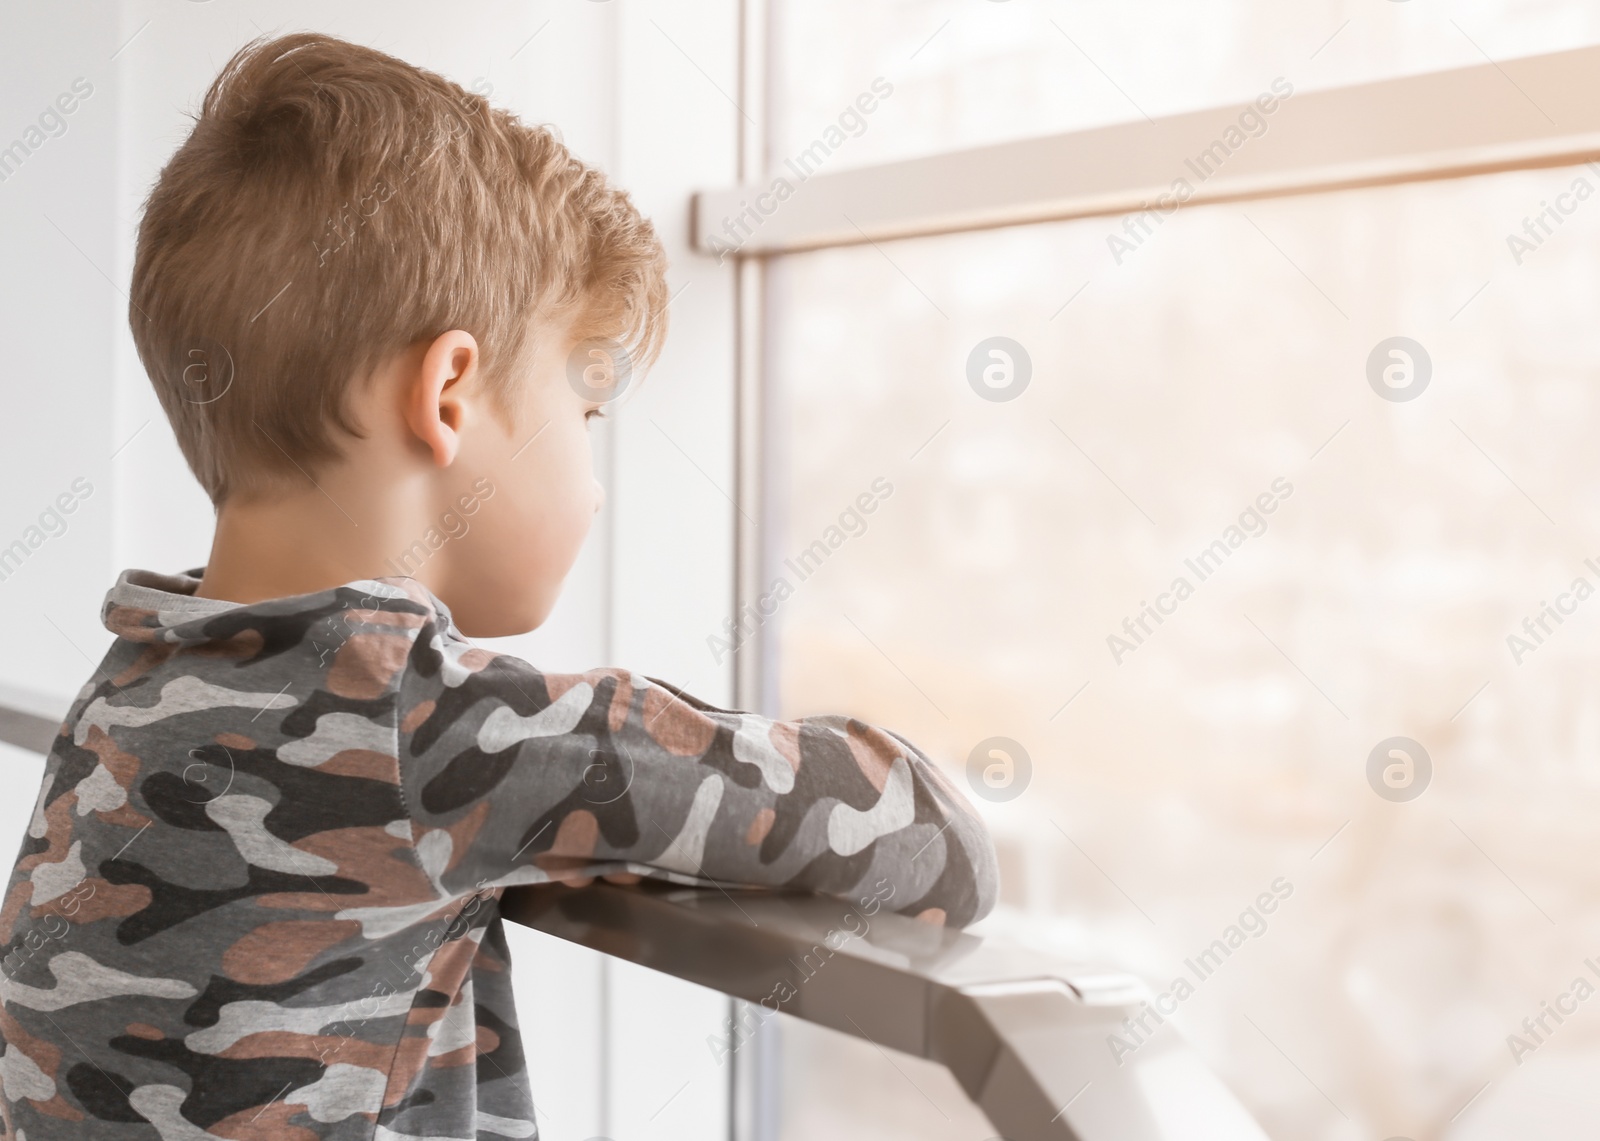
{"left": 770, "top": 0, "right": 1600, "bottom": 171}
{"left": 758, "top": 30, "right": 1600, "bottom": 1136}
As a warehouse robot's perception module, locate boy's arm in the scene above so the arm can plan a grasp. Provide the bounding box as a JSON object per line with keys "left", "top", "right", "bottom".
{"left": 399, "top": 637, "right": 999, "bottom": 927}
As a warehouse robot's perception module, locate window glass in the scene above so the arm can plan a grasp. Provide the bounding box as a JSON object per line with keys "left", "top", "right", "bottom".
{"left": 770, "top": 0, "right": 1600, "bottom": 172}
{"left": 763, "top": 162, "right": 1600, "bottom": 1138}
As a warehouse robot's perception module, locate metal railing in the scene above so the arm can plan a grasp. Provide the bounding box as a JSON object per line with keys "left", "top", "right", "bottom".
{"left": 0, "top": 697, "right": 1267, "bottom": 1139}
{"left": 504, "top": 881, "right": 1268, "bottom": 1140}
{"left": 0, "top": 686, "right": 65, "bottom": 755}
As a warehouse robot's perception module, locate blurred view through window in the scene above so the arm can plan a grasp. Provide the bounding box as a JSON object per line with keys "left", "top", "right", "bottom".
{"left": 771, "top": 0, "right": 1600, "bottom": 170}
{"left": 760, "top": 4, "right": 1600, "bottom": 1138}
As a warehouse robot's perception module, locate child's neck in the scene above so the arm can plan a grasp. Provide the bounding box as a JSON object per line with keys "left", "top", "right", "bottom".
{"left": 198, "top": 477, "right": 435, "bottom": 604}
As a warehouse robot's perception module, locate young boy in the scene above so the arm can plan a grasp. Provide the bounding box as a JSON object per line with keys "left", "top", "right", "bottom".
{"left": 0, "top": 33, "right": 997, "bottom": 1140}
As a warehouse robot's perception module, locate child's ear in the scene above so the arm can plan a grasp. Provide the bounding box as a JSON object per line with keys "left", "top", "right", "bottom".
{"left": 405, "top": 330, "right": 479, "bottom": 467}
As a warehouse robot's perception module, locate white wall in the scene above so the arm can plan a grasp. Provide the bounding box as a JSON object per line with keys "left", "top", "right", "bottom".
{"left": 0, "top": 1, "right": 121, "bottom": 699}
{"left": 0, "top": 2, "right": 743, "bottom": 1137}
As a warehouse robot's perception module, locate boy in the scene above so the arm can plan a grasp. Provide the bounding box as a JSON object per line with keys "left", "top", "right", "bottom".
{"left": 0, "top": 33, "right": 997, "bottom": 1140}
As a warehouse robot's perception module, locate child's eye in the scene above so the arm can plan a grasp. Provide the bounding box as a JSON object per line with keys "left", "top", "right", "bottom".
{"left": 585, "top": 408, "right": 607, "bottom": 423}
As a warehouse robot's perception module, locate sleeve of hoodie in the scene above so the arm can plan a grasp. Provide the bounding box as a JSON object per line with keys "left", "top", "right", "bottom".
{"left": 397, "top": 630, "right": 1000, "bottom": 928}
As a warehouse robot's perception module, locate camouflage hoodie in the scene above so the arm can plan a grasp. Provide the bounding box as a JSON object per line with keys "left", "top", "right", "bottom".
{"left": 0, "top": 568, "right": 998, "bottom": 1139}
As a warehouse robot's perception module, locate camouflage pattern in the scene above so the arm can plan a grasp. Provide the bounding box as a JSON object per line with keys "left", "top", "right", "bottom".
{"left": 1, "top": 568, "right": 998, "bottom": 1139}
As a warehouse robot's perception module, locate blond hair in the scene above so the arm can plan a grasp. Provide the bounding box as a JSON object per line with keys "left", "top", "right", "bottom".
{"left": 130, "top": 33, "right": 668, "bottom": 503}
